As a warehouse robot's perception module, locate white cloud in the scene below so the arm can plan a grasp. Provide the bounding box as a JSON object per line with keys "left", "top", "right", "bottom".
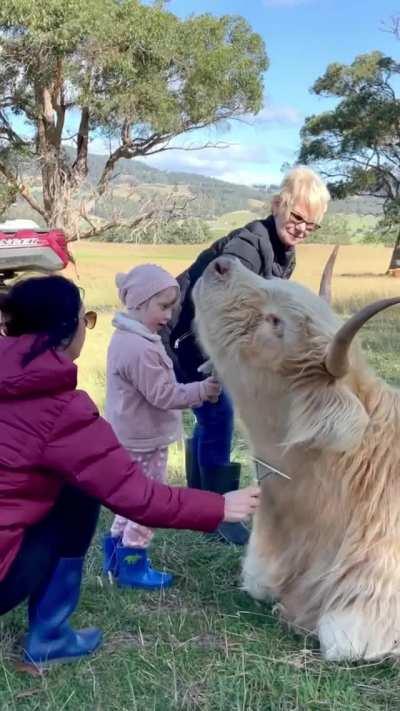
{"left": 214, "top": 168, "right": 282, "bottom": 186}
{"left": 241, "top": 96, "right": 303, "bottom": 127}
{"left": 142, "top": 143, "right": 266, "bottom": 170}
{"left": 85, "top": 131, "right": 290, "bottom": 186}
{"left": 253, "top": 104, "right": 302, "bottom": 125}
{"left": 67, "top": 133, "right": 276, "bottom": 184}
{"left": 140, "top": 144, "right": 284, "bottom": 185}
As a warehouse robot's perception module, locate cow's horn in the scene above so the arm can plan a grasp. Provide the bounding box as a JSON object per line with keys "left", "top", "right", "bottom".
{"left": 325, "top": 297, "right": 400, "bottom": 378}
{"left": 319, "top": 245, "right": 339, "bottom": 304}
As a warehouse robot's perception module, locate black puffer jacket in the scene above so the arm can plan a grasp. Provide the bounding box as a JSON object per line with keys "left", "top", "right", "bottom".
{"left": 166, "top": 215, "right": 296, "bottom": 382}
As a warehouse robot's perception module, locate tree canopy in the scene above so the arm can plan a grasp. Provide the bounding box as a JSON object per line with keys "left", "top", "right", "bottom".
{"left": 299, "top": 51, "right": 400, "bottom": 229}
{"left": 0, "top": 0, "right": 267, "bottom": 238}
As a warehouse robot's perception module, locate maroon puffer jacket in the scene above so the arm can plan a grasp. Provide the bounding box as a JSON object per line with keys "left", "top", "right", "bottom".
{"left": 0, "top": 335, "right": 224, "bottom": 581}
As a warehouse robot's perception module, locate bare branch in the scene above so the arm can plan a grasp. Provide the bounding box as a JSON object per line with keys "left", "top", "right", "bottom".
{"left": 143, "top": 140, "right": 231, "bottom": 157}
{"left": 0, "top": 161, "right": 47, "bottom": 220}
{"left": 382, "top": 15, "right": 400, "bottom": 40}
{"left": 76, "top": 209, "right": 158, "bottom": 241}
{"left": 97, "top": 135, "right": 230, "bottom": 194}
{"left": 0, "top": 111, "right": 30, "bottom": 149}
{"left": 79, "top": 209, "right": 98, "bottom": 233}
{"left": 96, "top": 110, "right": 238, "bottom": 195}
{"left": 74, "top": 186, "right": 196, "bottom": 242}
{"left": 96, "top": 127, "right": 168, "bottom": 195}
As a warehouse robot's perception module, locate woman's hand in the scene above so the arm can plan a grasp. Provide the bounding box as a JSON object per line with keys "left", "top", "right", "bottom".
{"left": 223, "top": 486, "right": 261, "bottom": 522}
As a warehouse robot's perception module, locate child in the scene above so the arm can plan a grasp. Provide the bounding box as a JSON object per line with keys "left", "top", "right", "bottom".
{"left": 103, "top": 264, "right": 221, "bottom": 589}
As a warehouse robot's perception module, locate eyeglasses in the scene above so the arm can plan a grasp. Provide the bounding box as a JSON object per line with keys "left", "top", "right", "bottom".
{"left": 289, "top": 211, "right": 321, "bottom": 233}
{"left": 83, "top": 311, "right": 97, "bottom": 329}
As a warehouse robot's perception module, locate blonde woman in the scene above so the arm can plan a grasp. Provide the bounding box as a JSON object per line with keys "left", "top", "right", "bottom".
{"left": 167, "top": 166, "right": 330, "bottom": 545}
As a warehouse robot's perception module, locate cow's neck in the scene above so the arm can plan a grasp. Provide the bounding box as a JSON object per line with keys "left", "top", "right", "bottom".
{"left": 225, "top": 370, "right": 303, "bottom": 473}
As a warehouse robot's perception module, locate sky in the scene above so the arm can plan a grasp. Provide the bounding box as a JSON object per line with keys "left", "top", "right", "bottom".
{"left": 129, "top": 0, "right": 399, "bottom": 186}
{"left": 9, "top": 0, "right": 400, "bottom": 187}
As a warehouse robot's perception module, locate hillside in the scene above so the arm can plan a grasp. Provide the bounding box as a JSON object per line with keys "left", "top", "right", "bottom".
{"left": 83, "top": 152, "right": 384, "bottom": 217}
{"left": 5, "top": 150, "right": 383, "bottom": 229}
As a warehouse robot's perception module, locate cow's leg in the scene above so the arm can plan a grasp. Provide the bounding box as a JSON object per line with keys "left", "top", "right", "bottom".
{"left": 318, "top": 608, "right": 400, "bottom": 661}
{"left": 241, "top": 533, "right": 279, "bottom": 602}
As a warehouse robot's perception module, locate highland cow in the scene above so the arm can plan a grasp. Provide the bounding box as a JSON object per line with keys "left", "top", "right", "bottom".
{"left": 193, "top": 255, "right": 400, "bottom": 661}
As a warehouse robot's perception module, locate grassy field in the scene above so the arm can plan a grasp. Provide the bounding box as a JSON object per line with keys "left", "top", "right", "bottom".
{"left": 1, "top": 242, "right": 400, "bottom": 710}
{"left": 207, "top": 210, "right": 379, "bottom": 244}
{"left": 208, "top": 211, "right": 265, "bottom": 239}
{"left": 69, "top": 241, "right": 400, "bottom": 407}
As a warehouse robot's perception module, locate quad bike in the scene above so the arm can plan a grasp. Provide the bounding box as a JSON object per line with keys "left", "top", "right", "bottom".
{"left": 0, "top": 222, "right": 71, "bottom": 293}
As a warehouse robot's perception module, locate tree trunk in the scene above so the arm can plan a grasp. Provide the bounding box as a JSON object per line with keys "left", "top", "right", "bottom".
{"left": 35, "top": 84, "right": 60, "bottom": 223}
{"left": 388, "top": 228, "right": 400, "bottom": 274}
{"left": 34, "top": 70, "right": 73, "bottom": 233}
{"left": 72, "top": 107, "right": 90, "bottom": 181}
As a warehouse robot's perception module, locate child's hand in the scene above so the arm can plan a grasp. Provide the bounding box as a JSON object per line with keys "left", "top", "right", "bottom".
{"left": 202, "top": 376, "right": 221, "bottom": 403}
{"left": 223, "top": 486, "right": 261, "bottom": 522}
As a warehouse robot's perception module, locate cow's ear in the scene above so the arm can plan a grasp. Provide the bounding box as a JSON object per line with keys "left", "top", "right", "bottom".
{"left": 284, "top": 382, "right": 369, "bottom": 453}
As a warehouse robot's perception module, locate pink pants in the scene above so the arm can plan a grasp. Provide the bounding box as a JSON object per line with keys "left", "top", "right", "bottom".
{"left": 110, "top": 447, "right": 168, "bottom": 548}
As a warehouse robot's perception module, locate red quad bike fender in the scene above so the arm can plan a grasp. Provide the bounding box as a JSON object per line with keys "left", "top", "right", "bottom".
{"left": 0, "top": 228, "right": 72, "bottom": 292}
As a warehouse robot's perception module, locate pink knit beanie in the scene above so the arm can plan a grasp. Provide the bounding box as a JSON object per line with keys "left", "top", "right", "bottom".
{"left": 115, "top": 264, "right": 179, "bottom": 310}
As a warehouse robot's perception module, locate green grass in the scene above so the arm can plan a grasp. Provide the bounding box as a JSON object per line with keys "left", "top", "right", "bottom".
{"left": 1, "top": 243, "right": 400, "bottom": 709}
{"left": 2, "top": 513, "right": 400, "bottom": 710}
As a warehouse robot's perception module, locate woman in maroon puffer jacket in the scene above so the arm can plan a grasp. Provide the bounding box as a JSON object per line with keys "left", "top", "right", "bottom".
{"left": 0, "top": 275, "right": 259, "bottom": 668}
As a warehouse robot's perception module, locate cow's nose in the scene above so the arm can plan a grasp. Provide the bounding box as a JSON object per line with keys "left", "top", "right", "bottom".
{"left": 212, "top": 256, "right": 234, "bottom": 278}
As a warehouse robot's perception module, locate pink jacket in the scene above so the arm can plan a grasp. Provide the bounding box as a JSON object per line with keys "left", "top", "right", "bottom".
{"left": 0, "top": 335, "right": 224, "bottom": 582}
{"left": 105, "top": 313, "right": 207, "bottom": 450}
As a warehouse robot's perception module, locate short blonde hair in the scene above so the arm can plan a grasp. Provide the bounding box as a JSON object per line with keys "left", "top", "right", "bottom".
{"left": 272, "top": 166, "right": 330, "bottom": 223}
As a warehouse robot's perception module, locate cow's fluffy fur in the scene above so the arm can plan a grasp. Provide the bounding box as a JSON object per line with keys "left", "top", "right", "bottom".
{"left": 193, "top": 259, "right": 400, "bottom": 661}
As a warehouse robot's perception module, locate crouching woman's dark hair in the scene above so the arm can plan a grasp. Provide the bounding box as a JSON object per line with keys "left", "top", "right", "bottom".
{"left": 0, "top": 275, "right": 82, "bottom": 366}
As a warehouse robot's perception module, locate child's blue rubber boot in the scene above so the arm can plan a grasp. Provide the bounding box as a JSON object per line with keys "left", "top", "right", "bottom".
{"left": 116, "top": 546, "right": 174, "bottom": 589}
{"left": 102, "top": 534, "right": 121, "bottom": 576}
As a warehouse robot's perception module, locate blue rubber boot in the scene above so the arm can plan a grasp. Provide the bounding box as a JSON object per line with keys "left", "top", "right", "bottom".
{"left": 102, "top": 534, "right": 121, "bottom": 576}
{"left": 116, "top": 546, "right": 174, "bottom": 590}
{"left": 23, "top": 557, "right": 102, "bottom": 667}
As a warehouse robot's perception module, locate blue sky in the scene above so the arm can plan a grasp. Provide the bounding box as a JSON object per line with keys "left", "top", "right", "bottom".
{"left": 131, "top": 0, "right": 399, "bottom": 186}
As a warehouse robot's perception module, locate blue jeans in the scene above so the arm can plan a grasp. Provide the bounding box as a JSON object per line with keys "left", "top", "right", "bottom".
{"left": 192, "top": 390, "right": 234, "bottom": 470}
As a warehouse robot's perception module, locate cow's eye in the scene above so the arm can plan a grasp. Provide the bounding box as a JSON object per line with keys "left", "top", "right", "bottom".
{"left": 265, "top": 314, "right": 282, "bottom": 329}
